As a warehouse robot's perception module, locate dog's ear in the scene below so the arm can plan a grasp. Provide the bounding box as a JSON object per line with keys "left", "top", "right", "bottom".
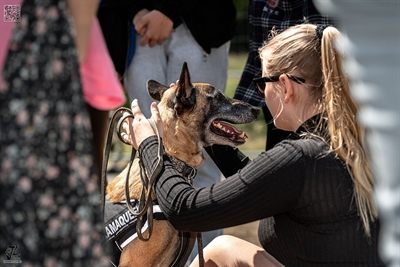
{"left": 175, "top": 62, "right": 196, "bottom": 115}
{"left": 147, "top": 80, "right": 169, "bottom": 101}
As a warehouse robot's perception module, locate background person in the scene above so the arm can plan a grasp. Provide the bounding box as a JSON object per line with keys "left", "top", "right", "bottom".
{"left": 0, "top": 0, "right": 114, "bottom": 265}
{"left": 234, "top": 0, "right": 334, "bottom": 150}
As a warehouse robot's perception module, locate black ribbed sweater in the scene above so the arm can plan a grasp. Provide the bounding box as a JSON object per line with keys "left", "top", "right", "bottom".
{"left": 139, "top": 125, "right": 384, "bottom": 266}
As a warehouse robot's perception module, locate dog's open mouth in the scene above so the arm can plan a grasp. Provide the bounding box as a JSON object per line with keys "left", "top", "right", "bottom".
{"left": 211, "top": 120, "right": 248, "bottom": 144}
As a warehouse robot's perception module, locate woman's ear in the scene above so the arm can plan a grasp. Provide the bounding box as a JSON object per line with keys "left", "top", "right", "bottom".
{"left": 279, "top": 74, "right": 294, "bottom": 103}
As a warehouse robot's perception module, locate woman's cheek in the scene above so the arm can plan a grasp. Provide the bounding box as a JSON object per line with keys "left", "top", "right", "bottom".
{"left": 265, "top": 89, "right": 280, "bottom": 118}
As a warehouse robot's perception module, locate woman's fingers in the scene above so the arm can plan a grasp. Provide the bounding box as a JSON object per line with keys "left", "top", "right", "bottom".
{"left": 119, "top": 100, "right": 163, "bottom": 149}
{"left": 124, "top": 99, "right": 158, "bottom": 149}
{"left": 120, "top": 113, "right": 134, "bottom": 145}
{"left": 169, "top": 79, "right": 179, "bottom": 87}
{"left": 150, "top": 102, "right": 163, "bottom": 138}
{"left": 121, "top": 132, "right": 131, "bottom": 144}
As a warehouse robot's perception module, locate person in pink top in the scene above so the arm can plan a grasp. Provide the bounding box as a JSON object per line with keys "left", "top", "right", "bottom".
{"left": 1, "top": 0, "right": 126, "bottom": 177}
{"left": 0, "top": 0, "right": 124, "bottom": 264}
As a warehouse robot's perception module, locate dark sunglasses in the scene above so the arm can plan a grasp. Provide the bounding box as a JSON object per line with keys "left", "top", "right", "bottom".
{"left": 252, "top": 74, "right": 306, "bottom": 98}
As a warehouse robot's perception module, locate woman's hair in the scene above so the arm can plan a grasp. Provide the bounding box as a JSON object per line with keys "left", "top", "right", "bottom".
{"left": 259, "top": 24, "right": 377, "bottom": 236}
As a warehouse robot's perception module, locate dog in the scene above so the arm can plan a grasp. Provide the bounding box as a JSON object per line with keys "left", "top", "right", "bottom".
{"left": 104, "top": 62, "right": 260, "bottom": 267}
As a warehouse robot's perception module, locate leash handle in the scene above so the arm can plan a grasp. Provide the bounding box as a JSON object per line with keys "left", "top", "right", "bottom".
{"left": 102, "top": 108, "right": 162, "bottom": 242}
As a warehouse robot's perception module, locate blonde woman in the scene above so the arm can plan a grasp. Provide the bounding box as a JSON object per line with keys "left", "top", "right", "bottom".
{"left": 122, "top": 24, "right": 384, "bottom": 266}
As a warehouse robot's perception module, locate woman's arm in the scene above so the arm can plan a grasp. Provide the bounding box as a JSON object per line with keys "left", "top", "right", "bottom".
{"left": 204, "top": 145, "right": 250, "bottom": 178}
{"left": 140, "top": 136, "right": 306, "bottom": 232}
{"left": 67, "top": 0, "right": 99, "bottom": 64}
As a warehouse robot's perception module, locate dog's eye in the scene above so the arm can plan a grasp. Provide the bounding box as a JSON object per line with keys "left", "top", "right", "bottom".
{"left": 213, "top": 92, "right": 226, "bottom": 101}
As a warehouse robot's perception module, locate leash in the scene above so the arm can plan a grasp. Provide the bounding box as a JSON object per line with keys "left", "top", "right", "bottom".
{"left": 101, "top": 107, "right": 205, "bottom": 266}
{"left": 101, "top": 107, "right": 130, "bottom": 218}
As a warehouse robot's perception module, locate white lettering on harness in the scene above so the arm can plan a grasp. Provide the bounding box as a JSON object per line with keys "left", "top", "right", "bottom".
{"left": 105, "top": 210, "right": 137, "bottom": 239}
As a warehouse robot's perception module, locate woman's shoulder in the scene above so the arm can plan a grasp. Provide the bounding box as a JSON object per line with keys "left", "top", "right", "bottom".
{"left": 279, "top": 135, "right": 348, "bottom": 177}
{"left": 278, "top": 134, "right": 328, "bottom": 153}
{"left": 274, "top": 135, "right": 338, "bottom": 165}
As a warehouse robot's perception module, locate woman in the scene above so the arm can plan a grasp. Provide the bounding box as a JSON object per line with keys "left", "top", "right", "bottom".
{"left": 121, "top": 24, "right": 384, "bottom": 266}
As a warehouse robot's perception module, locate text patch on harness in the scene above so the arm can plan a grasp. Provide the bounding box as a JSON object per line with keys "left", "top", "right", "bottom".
{"left": 104, "top": 198, "right": 165, "bottom": 251}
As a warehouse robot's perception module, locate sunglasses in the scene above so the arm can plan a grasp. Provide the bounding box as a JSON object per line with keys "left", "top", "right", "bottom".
{"left": 252, "top": 74, "right": 306, "bottom": 98}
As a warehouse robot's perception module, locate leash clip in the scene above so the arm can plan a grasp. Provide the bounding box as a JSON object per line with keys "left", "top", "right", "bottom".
{"left": 187, "top": 166, "right": 197, "bottom": 184}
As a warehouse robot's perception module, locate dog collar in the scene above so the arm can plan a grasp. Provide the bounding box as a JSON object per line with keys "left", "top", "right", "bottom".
{"left": 169, "top": 156, "right": 197, "bottom": 181}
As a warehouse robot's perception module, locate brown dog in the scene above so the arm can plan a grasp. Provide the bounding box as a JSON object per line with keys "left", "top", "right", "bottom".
{"left": 105, "top": 62, "right": 260, "bottom": 267}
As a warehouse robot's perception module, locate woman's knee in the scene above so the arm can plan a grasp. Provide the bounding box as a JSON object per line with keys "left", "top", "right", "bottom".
{"left": 191, "top": 235, "right": 283, "bottom": 267}
{"left": 200, "top": 235, "right": 244, "bottom": 266}
{"left": 206, "top": 235, "right": 239, "bottom": 252}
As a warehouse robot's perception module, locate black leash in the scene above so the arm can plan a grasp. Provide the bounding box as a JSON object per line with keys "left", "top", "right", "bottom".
{"left": 101, "top": 107, "right": 130, "bottom": 218}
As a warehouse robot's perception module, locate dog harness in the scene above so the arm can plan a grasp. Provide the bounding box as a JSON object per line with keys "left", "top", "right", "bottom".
{"left": 104, "top": 199, "right": 165, "bottom": 251}
{"left": 104, "top": 198, "right": 196, "bottom": 267}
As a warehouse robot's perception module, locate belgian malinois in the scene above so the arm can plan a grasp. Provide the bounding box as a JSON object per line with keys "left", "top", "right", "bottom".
{"left": 104, "top": 62, "right": 260, "bottom": 267}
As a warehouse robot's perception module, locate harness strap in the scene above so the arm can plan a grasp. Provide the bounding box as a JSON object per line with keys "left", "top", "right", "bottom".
{"left": 171, "top": 232, "right": 197, "bottom": 267}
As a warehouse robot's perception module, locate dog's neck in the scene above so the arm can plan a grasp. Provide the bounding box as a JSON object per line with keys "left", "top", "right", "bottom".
{"left": 159, "top": 106, "right": 205, "bottom": 168}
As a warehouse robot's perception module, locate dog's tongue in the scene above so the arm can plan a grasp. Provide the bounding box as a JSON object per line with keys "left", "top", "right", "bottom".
{"left": 212, "top": 121, "right": 248, "bottom": 142}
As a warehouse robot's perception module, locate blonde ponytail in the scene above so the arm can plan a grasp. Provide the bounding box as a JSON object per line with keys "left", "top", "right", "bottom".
{"left": 320, "top": 27, "right": 377, "bottom": 236}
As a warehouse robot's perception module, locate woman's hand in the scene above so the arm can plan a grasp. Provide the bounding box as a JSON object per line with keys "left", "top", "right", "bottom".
{"left": 121, "top": 100, "right": 163, "bottom": 150}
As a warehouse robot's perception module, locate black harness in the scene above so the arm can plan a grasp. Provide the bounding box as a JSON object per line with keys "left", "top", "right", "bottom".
{"left": 104, "top": 198, "right": 196, "bottom": 267}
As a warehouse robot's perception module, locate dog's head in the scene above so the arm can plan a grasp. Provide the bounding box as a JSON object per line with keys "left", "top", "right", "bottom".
{"left": 146, "top": 63, "right": 259, "bottom": 163}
